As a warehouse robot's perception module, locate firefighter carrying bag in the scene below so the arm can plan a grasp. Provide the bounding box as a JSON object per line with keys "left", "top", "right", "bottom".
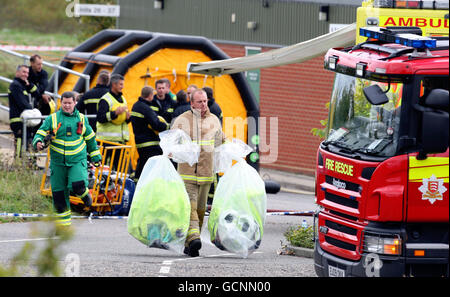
{"left": 127, "top": 129, "right": 199, "bottom": 254}
{"left": 208, "top": 139, "right": 267, "bottom": 258}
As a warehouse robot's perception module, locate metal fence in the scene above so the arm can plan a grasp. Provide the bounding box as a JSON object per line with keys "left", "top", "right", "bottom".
{"left": 0, "top": 47, "right": 92, "bottom": 154}
{"left": 0, "top": 47, "right": 91, "bottom": 100}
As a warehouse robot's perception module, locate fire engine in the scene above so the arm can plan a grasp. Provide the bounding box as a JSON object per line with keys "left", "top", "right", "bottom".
{"left": 314, "top": 26, "right": 449, "bottom": 277}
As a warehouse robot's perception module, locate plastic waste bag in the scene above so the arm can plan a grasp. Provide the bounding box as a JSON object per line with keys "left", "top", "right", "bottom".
{"left": 127, "top": 129, "right": 199, "bottom": 254}
{"left": 213, "top": 138, "right": 253, "bottom": 174}
{"left": 159, "top": 129, "right": 200, "bottom": 166}
{"left": 208, "top": 139, "right": 267, "bottom": 258}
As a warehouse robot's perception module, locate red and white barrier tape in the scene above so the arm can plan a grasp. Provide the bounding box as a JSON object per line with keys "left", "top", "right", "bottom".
{"left": 0, "top": 45, "right": 73, "bottom": 52}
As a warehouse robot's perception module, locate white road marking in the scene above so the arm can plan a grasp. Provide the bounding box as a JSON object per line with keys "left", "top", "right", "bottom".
{"left": 0, "top": 237, "right": 56, "bottom": 243}
{"left": 157, "top": 251, "right": 263, "bottom": 276}
{"left": 159, "top": 266, "right": 171, "bottom": 274}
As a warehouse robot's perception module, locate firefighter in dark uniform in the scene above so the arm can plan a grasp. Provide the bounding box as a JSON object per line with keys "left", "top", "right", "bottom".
{"left": 161, "top": 78, "right": 177, "bottom": 102}
{"left": 28, "top": 54, "right": 53, "bottom": 116}
{"left": 131, "top": 86, "right": 170, "bottom": 180}
{"left": 75, "top": 70, "right": 110, "bottom": 132}
{"left": 151, "top": 79, "right": 177, "bottom": 124}
{"left": 202, "top": 87, "right": 223, "bottom": 124}
{"left": 8, "top": 64, "right": 39, "bottom": 157}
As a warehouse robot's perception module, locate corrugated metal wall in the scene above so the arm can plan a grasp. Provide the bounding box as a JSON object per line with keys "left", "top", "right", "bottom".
{"left": 119, "top": 0, "right": 357, "bottom": 45}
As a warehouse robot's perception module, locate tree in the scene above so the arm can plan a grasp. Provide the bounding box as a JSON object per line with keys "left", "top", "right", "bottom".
{"left": 76, "top": 0, "right": 118, "bottom": 41}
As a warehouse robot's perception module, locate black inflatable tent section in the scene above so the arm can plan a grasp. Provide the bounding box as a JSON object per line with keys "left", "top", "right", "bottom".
{"left": 47, "top": 29, "right": 260, "bottom": 171}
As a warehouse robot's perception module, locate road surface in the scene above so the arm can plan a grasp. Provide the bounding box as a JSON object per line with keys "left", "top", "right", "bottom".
{"left": 0, "top": 191, "right": 318, "bottom": 278}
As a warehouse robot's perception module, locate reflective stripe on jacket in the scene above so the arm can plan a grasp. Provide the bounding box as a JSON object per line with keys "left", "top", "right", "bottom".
{"left": 131, "top": 97, "right": 169, "bottom": 148}
{"left": 171, "top": 107, "right": 225, "bottom": 185}
{"left": 32, "top": 109, "right": 101, "bottom": 166}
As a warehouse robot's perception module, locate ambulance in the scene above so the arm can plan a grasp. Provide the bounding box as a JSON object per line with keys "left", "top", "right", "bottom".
{"left": 356, "top": 0, "right": 449, "bottom": 43}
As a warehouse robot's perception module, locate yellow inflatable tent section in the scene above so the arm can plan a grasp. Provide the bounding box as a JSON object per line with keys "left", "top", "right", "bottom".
{"left": 48, "top": 30, "right": 260, "bottom": 171}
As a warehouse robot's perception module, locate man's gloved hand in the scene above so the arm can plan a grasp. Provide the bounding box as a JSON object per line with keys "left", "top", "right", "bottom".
{"left": 91, "top": 155, "right": 102, "bottom": 167}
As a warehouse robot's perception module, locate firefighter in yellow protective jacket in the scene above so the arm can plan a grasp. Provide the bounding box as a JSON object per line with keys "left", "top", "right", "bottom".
{"left": 96, "top": 74, "right": 130, "bottom": 143}
{"left": 96, "top": 74, "right": 130, "bottom": 170}
{"left": 33, "top": 92, "right": 102, "bottom": 227}
{"left": 171, "top": 89, "right": 226, "bottom": 257}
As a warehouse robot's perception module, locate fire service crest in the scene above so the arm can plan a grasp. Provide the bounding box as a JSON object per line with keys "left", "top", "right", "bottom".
{"left": 418, "top": 174, "right": 447, "bottom": 205}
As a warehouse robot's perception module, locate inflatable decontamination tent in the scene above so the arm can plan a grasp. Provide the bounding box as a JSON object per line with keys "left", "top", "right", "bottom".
{"left": 48, "top": 30, "right": 259, "bottom": 170}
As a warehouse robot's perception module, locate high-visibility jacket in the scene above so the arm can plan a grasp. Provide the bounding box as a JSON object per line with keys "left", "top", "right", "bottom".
{"left": 96, "top": 92, "right": 130, "bottom": 143}
{"left": 32, "top": 109, "right": 101, "bottom": 166}
{"left": 171, "top": 107, "right": 225, "bottom": 185}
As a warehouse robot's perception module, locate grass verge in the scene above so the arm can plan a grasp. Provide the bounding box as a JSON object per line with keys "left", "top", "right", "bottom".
{"left": 0, "top": 155, "right": 75, "bottom": 276}
{"left": 0, "top": 155, "right": 53, "bottom": 222}
{"left": 0, "top": 28, "right": 80, "bottom": 48}
{"left": 0, "top": 28, "right": 78, "bottom": 94}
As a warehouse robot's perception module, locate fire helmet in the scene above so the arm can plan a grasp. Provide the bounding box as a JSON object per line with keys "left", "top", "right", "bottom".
{"left": 111, "top": 103, "right": 127, "bottom": 125}
{"left": 20, "top": 108, "right": 42, "bottom": 127}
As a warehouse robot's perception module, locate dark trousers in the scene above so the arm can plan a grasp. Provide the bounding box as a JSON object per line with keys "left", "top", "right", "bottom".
{"left": 10, "top": 122, "right": 32, "bottom": 158}
{"left": 135, "top": 145, "right": 163, "bottom": 180}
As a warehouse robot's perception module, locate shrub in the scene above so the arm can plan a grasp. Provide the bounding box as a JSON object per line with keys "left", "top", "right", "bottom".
{"left": 284, "top": 225, "right": 314, "bottom": 249}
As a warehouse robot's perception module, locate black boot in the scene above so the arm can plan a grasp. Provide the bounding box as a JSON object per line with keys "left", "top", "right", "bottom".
{"left": 187, "top": 239, "right": 202, "bottom": 257}
{"left": 81, "top": 192, "right": 92, "bottom": 207}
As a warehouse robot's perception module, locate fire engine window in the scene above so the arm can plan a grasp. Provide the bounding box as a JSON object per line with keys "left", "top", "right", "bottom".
{"left": 420, "top": 77, "right": 449, "bottom": 98}
{"left": 327, "top": 74, "right": 403, "bottom": 158}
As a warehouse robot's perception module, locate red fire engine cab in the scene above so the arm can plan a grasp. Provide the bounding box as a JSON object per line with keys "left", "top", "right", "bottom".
{"left": 314, "top": 26, "right": 449, "bottom": 277}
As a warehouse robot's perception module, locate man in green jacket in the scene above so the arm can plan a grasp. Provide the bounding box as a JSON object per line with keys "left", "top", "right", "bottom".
{"left": 33, "top": 91, "right": 102, "bottom": 227}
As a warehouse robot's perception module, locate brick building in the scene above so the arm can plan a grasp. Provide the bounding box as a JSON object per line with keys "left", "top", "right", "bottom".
{"left": 118, "top": 0, "right": 361, "bottom": 175}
